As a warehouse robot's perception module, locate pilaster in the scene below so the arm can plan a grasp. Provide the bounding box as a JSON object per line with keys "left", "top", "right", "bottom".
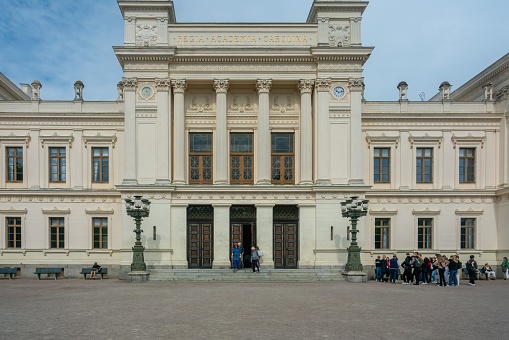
{"left": 155, "top": 78, "right": 171, "bottom": 185}
{"left": 28, "top": 129, "right": 40, "bottom": 189}
{"left": 122, "top": 77, "right": 138, "bottom": 185}
{"left": 214, "top": 79, "right": 229, "bottom": 184}
{"left": 316, "top": 78, "right": 331, "bottom": 185}
{"left": 170, "top": 204, "right": 188, "bottom": 268}
{"left": 299, "top": 79, "right": 314, "bottom": 185}
{"left": 172, "top": 79, "right": 187, "bottom": 184}
{"left": 71, "top": 129, "right": 83, "bottom": 189}
{"left": 348, "top": 77, "right": 364, "bottom": 185}
{"left": 255, "top": 204, "right": 275, "bottom": 268}
{"left": 298, "top": 203, "right": 316, "bottom": 268}
{"left": 213, "top": 204, "right": 232, "bottom": 268}
{"left": 256, "top": 79, "right": 272, "bottom": 185}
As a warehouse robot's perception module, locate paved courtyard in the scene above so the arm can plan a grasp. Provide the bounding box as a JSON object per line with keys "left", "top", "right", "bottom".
{"left": 0, "top": 278, "right": 507, "bottom": 339}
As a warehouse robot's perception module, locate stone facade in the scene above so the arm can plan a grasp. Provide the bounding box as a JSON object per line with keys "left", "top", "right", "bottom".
{"left": 0, "top": 0, "right": 508, "bottom": 278}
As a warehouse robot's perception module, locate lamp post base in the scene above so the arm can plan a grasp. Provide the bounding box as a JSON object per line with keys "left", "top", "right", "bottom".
{"left": 342, "top": 271, "right": 367, "bottom": 283}
{"left": 127, "top": 271, "right": 150, "bottom": 283}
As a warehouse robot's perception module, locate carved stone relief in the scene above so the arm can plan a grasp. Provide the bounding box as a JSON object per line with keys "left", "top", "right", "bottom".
{"left": 328, "top": 25, "right": 350, "bottom": 47}
{"left": 229, "top": 95, "right": 255, "bottom": 113}
{"left": 136, "top": 24, "right": 157, "bottom": 47}
{"left": 187, "top": 95, "right": 214, "bottom": 113}
{"left": 271, "top": 95, "right": 297, "bottom": 113}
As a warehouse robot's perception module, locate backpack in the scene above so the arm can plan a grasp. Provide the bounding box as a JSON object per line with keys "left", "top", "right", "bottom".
{"left": 465, "top": 261, "right": 473, "bottom": 270}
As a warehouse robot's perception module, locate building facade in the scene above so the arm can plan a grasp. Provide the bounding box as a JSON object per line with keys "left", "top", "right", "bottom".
{"left": 1, "top": 0, "right": 508, "bottom": 278}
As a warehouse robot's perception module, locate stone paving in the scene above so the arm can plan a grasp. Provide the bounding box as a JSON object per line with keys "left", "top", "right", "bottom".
{"left": 0, "top": 277, "right": 507, "bottom": 340}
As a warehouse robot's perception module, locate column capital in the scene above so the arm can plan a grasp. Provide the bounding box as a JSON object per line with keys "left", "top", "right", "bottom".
{"left": 171, "top": 79, "right": 187, "bottom": 93}
{"left": 122, "top": 77, "right": 138, "bottom": 91}
{"left": 315, "top": 78, "right": 331, "bottom": 92}
{"left": 256, "top": 79, "right": 272, "bottom": 94}
{"left": 155, "top": 77, "right": 171, "bottom": 91}
{"left": 213, "top": 79, "right": 229, "bottom": 93}
{"left": 348, "top": 77, "right": 365, "bottom": 92}
{"left": 298, "top": 79, "right": 315, "bottom": 94}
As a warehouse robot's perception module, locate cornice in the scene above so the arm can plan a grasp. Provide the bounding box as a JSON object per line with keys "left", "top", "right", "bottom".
{"left": 172, "top": 56, "right": 315, "bottom": 63}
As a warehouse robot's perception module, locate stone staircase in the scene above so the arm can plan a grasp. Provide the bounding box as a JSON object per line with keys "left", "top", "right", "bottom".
{"left": 148, "top": 268, "right": 346, "bottom": 282}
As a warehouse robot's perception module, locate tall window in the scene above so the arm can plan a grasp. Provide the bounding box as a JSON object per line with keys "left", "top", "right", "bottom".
{"left": 50, "top": 217, "right": 65, "bottom": 249}
{"left": 230, "top": 133, "right": 253, "bottom": 184}
{"left": 6, "top": 147, "right": 23, "bottom": 182}
{"left": 460, "top": 218, "right": 476, "bottom": 249}
{"left": 374, "top": 218, "right": 390, "bottom": 249}
{"left": 459, "top": 148, "right": 475, "bottom": 183}
{"left": 418, "top": 218, "right": 433, "bottom": 249}
{"left": 6, "top": 217, "right": 21, "bottom": 248}
{"left": 416, "top": 148, "right": 433, "bottom": 183}
{"left": 49, "top": 147, "right": 66, "bottom": 182}
{"left": 92, "top": 147, "right": 109, "bottom": 183}
{"left": 189, "top": 133, "right": 213, "bottom": 184}
{"left": 271, "top": 133, "right": 294, "bottom": 184}
{"left": 374, "top": 148, "right": 390, "bottom": 183}
{"left": 93, "top": 217, "right": 108, "bottom": 249}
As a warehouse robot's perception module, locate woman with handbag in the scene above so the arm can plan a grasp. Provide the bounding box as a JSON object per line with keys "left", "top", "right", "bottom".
{"left": 501, "top": 257, "right": 509, "bottom": 280}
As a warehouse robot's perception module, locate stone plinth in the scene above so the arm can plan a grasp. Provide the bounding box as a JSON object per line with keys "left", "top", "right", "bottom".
{"left": 127, "top": 271, "right": 150, "bottom": 283}
{"left": 342, "top": 271, "right": 367, "bottom": 283}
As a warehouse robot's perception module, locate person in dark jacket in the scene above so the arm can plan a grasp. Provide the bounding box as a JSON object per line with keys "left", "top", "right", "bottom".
{"left": 389, "top": 254, "right": 399, "bottom": 283}
{"left": 421, "top": 257, "right": 430, "bottom": 284}
{"left": 448, "top": 255, "right": 459, "bottom": 286}
{"left": 375, "top": 256, "right": 382, "bottom": 282}
{"left": 401, "top": 253, "right": 413, "bottom": 284}
{"left": 412, "top": 256, "right": 421, "bottom": 285}
{"left": 466, "top": 255, "right": 478, "bottom": 285}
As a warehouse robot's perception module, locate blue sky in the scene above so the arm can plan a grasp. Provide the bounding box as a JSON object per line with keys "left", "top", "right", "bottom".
{"left": 0, "top": 0, "right": 507, "bottom": 101}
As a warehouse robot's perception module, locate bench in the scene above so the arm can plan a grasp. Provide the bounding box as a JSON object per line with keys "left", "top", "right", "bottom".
{"left": 0, "top": 267, "right": 19, "bottom": 279}
{"left": 34, "top": 268, "right": 62, "bottom": 280}
{"left": 80, "top": 267, "right": 108, "bottom": 279}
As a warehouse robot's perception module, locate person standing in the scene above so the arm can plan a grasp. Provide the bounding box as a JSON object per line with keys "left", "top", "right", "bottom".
{"left": 436, "top": 255, "right": 447, "bottom": 287}
{"left": 375, "top": 256, "right": 382, "bottom": 282}
{"left": 412, "top": 255, "right": 421, "bottom": 285}
{"left": 402, "top": 253, "right": 413, "bottom": 284}
{"left": 250, "top": 246, "right": 260, "bottom": 272}
{"left": 237, "top": 242, "right": 245, "bottom": 269}
{"left": 421, "top": 257, "right": 430, "bottom": 284}
{"left": 231, "top": 242, "right": 242, "bottom": 272}
{"left": 448, "top": 255, "right": 458, "bottom": 286}
{"left": 501, "top": 257, "right": 509, "bottom": 280}
{"left": 466, "top": 255, "right": 478, "bottom": 286}
{"left": 389, "top": 254, "right": 399, "bottom": 283}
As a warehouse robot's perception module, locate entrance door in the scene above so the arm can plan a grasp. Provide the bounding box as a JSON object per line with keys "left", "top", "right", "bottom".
{"left": 274, "top": 223, "right": 298, "bottom": 269}
{"left": 188, "top": 223, "right": 213, "bottom": 268}
{"left": 230, "top": 205, "right": 257, "bottom": 268}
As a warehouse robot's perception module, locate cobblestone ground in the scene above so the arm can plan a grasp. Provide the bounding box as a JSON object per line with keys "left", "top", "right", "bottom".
{"left": 0, "top": 278, "right": 507, "bottom": 340}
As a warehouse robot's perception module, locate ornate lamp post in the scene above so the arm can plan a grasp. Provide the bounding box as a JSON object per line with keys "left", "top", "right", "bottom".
{"left": 124, "top": 195, "right": 151, "bottom": 282}
{"left": 341, "top": 196, "right": 368, "bottom": 282}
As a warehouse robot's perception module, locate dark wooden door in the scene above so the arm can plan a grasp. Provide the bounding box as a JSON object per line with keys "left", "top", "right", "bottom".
{"left": 187, "top": 223, "right": 213, "bottom": 268}
{"left": 274, "top": 223, "right": 298, "bottom": 269}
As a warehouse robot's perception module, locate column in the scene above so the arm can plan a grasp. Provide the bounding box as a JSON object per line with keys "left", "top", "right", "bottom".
{"left": 256, "top": 79, "right": 272, "bottom": 184}
{"left": 213, "top": 204, "right": 231, "bottom": 268}
{"left": 28, "top": 129, "right": 40, "bottom": 189}
{"left": 122, "top": 77, "right": 138, "bottom": 185}
{"left": 213, "top": 79, "right": 229, "bottom": 184}
{"left": 442, "top": 130, "right": 454, "bottom": 190}
{"left": 299, "top": 80, "right": 314, "bottom": 185}
{"left": 71, "top": 128, "right": 83, "bottom": 189}
{"left": 399, "top": 130, "right": 411, "bottom": 189}
{"left": 172, "top": 79, "right": 187, "bottom": 184}
{"left": 298, "top": 203, "right": 316, "bottom": 268}
{"left": 315, "top": 78, "right": 331, "bottom": 185}
{"left": 255, "top": 204, "right": 275, "bottom": 268}
{"left": 155, "top": 78, "right": 171, "bottom": 185}
{"left": 348, "top": 77, "right": 365, "bottom": 185}
{"left": 170, "top": 204, "right": 188, "bottom": 268}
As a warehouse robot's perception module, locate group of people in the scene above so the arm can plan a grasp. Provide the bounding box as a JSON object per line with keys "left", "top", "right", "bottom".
{"left": 375, "top": 253, "right": 509, "bottom": 286}
{"left": 231, "top": 242, "right": 263, "bottom": 273}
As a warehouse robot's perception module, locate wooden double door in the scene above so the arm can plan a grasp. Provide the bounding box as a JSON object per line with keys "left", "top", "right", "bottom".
{"left": 231, "top": 222, "right": 256, "bottom": 268}
{"left": 274, "top": 222, "right": 298, "bottom": 269}
{"left": 187, "top": 222, "right": 213, "bottom": 269}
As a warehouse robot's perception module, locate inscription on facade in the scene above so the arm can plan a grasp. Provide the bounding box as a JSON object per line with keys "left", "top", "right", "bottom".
{"left": 170, "top": 32, "right": 315, "bottom": 47}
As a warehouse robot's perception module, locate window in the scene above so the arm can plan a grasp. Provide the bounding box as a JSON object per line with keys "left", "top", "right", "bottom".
{"left": 49, "top": 147, "right": 66, "bottom": 182}
{"left": 6, "top": 147, "right": 23, "bottom": 182}
{"left": 230, "top": 133, "right": 253, "bottom": 184}
{"left": 373, "top": 148, "right": 390, "bottom": 183}
{"left": 93, "top": 217, "right": 108, "bottom": 249}
{"left": 189, "top": 133, "right": 213, "bottom": 184}
{"left": 271, "top": 133, "right": 294, "bottom": 184}
{"left": 50, "top": 217, "right": 65, "bottom": 249}
{"left": 6, "top": 217, "right": 21, "bottom": 248}
{"left": 460, "top": 218, "right": 475, "bottom": 249}
{"left": 459, "top": 148, "right": 475, "bottom": 183}
{"left": 418, "top": 218, "right": 433, "bottom": 249}
{"left": 416, "top": 148, "right": 433, "bottom": 183}
{"left": 92, "top": 147, "right": 109, "bottom": 183}
{"left": 374, "top": 218, "right": 390, "bottom": 249}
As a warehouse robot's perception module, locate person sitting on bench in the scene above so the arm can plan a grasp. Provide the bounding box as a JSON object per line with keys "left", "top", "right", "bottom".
{"left": 481, "top": 263, "right": 496, "bottom": 280}
{"left": 90, "top": 262, "right": 101, "bottom": 279}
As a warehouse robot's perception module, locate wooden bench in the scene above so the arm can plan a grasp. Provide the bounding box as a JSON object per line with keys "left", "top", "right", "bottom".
{"left": 0, "top": 267, "right": 19, "bottom": 279}
{"left": 80, "top": 267, "right": 108, "bottom": 279}
{"left": 34, "top": 268, "right": 62, "bottom": 280}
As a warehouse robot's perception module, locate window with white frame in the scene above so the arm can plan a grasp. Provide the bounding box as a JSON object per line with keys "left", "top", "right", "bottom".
{"left": 374, "top": 218, "right": 390, "bottom": 249}
{"left": 417, "top": 218, "right": 433, "bottom": 249}
{"left": 6, "top": 217, "right": 22, "bottom": 248}
{"left": 49, "top": 217, "right": 65, "bottom": 249}
{"left": 460, "top": 218, "right": 476, "bottom": 249}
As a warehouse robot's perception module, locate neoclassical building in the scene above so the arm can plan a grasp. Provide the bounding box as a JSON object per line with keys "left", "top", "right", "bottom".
{"left": 1, "top": 0, "right": 508, "bottom": 278}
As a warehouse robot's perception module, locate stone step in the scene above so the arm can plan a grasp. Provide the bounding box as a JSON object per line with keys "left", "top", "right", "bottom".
{"left": 148, "top": 269, "right": 346, "bottom": 282}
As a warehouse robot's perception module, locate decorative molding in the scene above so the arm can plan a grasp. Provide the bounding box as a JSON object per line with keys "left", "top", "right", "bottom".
{"left": 229, "top": 95, "right": 254, "bottom": 112}
{"left": 85, "top": 208, "right": 114, "bottom": 215}
{"left": 328, "top": 24, "right": 350, "bottom": 47}
{"left": 136, "top": 24, "right": 157, "bottom": 46}
{"left": 122, "top": 77, "right": 138, "bottom": 91}
{"left": 0, "top": 133, "right": 31, "bottom": 148}
{"left": 83, "top": 133, "right": 117, "bottom": 148}
{"left": 124, "top": 63, "right": 169, "bottom": 70}
{"left": 298, "top": 79, "right": 315, "bottom": 94}
{"left": 412, "top": 208, "right": 441, "bottom": 216}
{"left": 271, "top": 95, "right": 296, "bottom": 113}
{"left": 169, "top": 64, "right": 315, "bottom": 72}
{"left": 348, "top": 77, "right": 364, "bottom": 92}
{"left": 365, "top": 133, "right": 400, "bottom": 148}
{"left": 155, "top": 78, "right": 171, "bottom": 91}
{"left": 213, "top": 79, "right": 229, "bottom": 94}
{"left": 315, "top": 78, "right": 331, "bottom": 92}
{"left": 187, "top": 95, "right": 214, "bottom": 113}
{"left": 171, "top": 79, "right": 187, "bottom": 93}
{"left": 0, "top": 207, "right": 27, "bottom": 214}
{"left": 408, "top": 133, "right": 443, "bottom": 149}
{"left": 41, "top": 208, "right": 71, "bottom": 215}
{"left": 368, "top": 208, "right": 398, "bottom": 216}
{"left": 451, "top": 133, "right": 486, "bottom": 149}
{"left": 256, "top": 79, "right": 272, "bottom": 94}
{"left": 455, "top": 208, "right": 484, "bottom": 216}
{"left": 40, "top": 133, "right": 74, "bottom": 148}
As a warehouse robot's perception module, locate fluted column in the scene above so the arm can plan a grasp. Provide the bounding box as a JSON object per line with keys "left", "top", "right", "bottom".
{"left": 155, "top": 78, "right": 171, "bottom": 185}
{"left": 122, "top": 77, "right": 138, "bottom": 185}
{"left": 256, "top": 79, "right": 272, "bottom": 184}
{"left": 172, "top": 79, "right": 187, "bottom": 184}
{"left": 348, "top": 77, "right": 365, "bottom": 185}
{"left": 299, "top": 80, "right": 314, "bottom": 185}
{"left": 315, "top": 78, "right": 331, "bottom": 185}
{"left": 213, "top": 79, "right": 229, "bottom": 184}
